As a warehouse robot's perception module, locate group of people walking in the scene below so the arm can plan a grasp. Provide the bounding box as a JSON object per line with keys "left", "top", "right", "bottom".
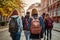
{"left": 9, "top": 9, "right": 53, "bottom": 40}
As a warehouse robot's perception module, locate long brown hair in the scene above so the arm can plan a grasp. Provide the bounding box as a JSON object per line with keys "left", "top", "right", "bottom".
{"left": 11, "top": 10, "right": 18, "bottom": 16}
{"left": 9, "top": 9, "right": 19, "bottom": 18}
{"left": 31, "top": 9, "right": 38, "bottom": 16}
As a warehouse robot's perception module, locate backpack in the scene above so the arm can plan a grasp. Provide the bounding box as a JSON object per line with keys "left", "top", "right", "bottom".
{"left": 9, "top": 17, "right": 18, "bottom": 33}
{"left": 46, "top": 18, "right": 53, "bottom": 29}
{"left": 30, "top": 17, "right": 42, "bottom": 34}
{"left": 23, "top": 18, "right": 29, "bottom": 30}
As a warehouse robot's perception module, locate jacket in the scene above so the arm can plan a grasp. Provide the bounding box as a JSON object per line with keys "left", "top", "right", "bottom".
{"left": 39, "top": 16, "right": 45, "bottom": 33}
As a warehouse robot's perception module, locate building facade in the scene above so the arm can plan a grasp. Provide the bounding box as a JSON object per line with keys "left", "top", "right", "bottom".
{"left": 41, "top": 0, "right": 60, "bottom": 23}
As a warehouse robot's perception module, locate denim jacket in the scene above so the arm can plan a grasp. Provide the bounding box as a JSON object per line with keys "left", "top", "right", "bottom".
{"left": 39, "top": 16, "right": 45, "bottom": 33}
{"left": 9, "top": 15, "right": 23, "bottom": 32}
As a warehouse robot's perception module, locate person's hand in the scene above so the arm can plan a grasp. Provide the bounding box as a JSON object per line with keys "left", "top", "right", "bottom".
{"left": 20, "top": 29, "right": 22, "bottom": 32}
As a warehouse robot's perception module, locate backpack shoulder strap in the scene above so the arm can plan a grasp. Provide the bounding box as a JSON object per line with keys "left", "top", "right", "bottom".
{"left": 31, "top": 17, "right": 39, "bottom": 22}
{"left": 31, "top": 16, "right": 39, "bottom": 20}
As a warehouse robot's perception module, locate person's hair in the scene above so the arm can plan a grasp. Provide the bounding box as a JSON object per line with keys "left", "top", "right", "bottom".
{"left": 46, "top": 14, "right": 49, "bottom": 16}
{"left": 11, "top": 9, "right": 18, "bottom": 16}
{"left": 8, "top": 9, "right": 19, "bottom": 18}
{"left": 25, "top": 15, "right": 28, "bottom": 18}
{"left": 42, "top": 13, "right": 45, "bottom": 16}
{"left": 26, "top": 12, "right": 30, "bottom": 15}
{"left": 31, "top": 9, "right": 38, "bottom": 16}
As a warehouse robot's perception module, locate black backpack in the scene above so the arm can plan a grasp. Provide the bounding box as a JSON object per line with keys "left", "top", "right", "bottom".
{"left": 9, "top": 17, "right": 18, "bottom": 33}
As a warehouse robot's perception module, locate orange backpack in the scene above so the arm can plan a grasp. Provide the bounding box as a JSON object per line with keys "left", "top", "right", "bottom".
{"left": 30, "top": 17, "right": 42, "bottom": 34}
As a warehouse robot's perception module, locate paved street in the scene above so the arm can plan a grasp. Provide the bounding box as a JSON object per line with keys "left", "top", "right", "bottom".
{"left": 0, "top": 30, "right": 25, "bottom": 40}
{"left": 53, "top": 23, "right": 60, "bottom": 31}
{"left": 0, "top": 29, "right": 60, "bottom": 40}
{"left": 52, "top": 30, "right": 60, "bottom": 40}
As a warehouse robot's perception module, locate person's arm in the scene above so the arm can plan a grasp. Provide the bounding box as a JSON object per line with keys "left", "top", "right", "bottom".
{"left": 9, "top": 18, "right": 11, "bottom": 23}
{"left": 20, "top": 18, "right": 23, "bottom": 30}
{"left": 28, "top": 18, "right": 32, "bottom": 29}
{"left": 39, "top": 16, "right": 45, "bottom": 33}
{"left": 17, "top": 17, "right": 23, "bottom": 32}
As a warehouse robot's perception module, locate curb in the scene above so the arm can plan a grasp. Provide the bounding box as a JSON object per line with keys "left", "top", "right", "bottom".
{"left": 0, "top": 28, "right": 8, "bottom": 32}
{"left": 53, "top": 29, "right": 60, "bottom": 32}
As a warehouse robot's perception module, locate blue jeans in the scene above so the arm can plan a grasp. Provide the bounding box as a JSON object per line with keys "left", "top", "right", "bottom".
{"left": 11, "top": 32, "right": 21, "bottom": 40}
{"left": 24, "top": 30, "right": 30, "bottom": 40}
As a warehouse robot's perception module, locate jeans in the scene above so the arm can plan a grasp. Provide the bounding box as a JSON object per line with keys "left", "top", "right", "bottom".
{"left": 11, "top": 32, "right": 21, "bottom": 40}
{"left": 47, "top": 29, "right": 52, "bottom": 40}
{"left": 24, "top": 30, "right": 30, "bottom": 40}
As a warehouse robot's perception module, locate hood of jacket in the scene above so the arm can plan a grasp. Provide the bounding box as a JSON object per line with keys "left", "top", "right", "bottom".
{"left": 11, "top": 15, "right": 19, "bottom": 18}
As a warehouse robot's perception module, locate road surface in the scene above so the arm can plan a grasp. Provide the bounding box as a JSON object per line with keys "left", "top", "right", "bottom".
{"left": 0, "top": 29, "right": 60, "bottom": 40}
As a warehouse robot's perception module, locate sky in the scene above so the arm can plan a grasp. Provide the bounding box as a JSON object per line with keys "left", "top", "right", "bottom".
{"left": 22, "top": 0, "right": 41, "bottom": 11}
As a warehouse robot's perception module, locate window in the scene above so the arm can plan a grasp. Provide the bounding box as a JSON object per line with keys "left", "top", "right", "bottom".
{"left": 51, "top": 10, "right": 53, "bottom": 16}
{"left": 58, "top": 5, "right": 60, "bottom": 16}
{"left": 47, "top": 0, "right": 51, "bottom": 6}
{"left": 53, "top": 8, "right": 56, "bottom": 16}
{"left": 53, "top": 0, "right": 59, "bottom": 2}
{"left": 48, "top": 10, "right": 52, "bottom": 16}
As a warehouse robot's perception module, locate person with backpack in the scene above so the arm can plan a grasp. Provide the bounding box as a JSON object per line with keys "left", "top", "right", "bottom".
{"left": 21, "top": 16, "right": 24, "bottom": 26}
{"left": 45, "top": 14, "right": 53, "bottom": 40}
{"left": 28, "top": 9, "right": 45, "bottom": 40}
{"left": 9, "top": 9, "right": 23, "bottom": 40}
{"left": 41, "top": 13, "right": 46, "bottom": 40}
{"left": 30, "top": 14, "right": 42, "bottom": 40}
{"left": 23, "top": 12, "right": 31, "bottom": 40}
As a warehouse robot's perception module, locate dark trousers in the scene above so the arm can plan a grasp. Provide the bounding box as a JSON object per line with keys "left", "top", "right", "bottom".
{"left": 47, "top": 29, "right": 52, "bottom": 40}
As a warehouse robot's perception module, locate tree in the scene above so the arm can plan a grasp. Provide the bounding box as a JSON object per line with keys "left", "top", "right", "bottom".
{"left": 0, "top": 0, "right": 24, "bottom": 17}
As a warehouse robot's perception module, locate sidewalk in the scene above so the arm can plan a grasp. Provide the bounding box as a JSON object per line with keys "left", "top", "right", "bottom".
{"left": 0, "top": 25, "right": 8, "bottom": 32}
{"left": 53, "top": 22, "right": 60, "bottom": 32}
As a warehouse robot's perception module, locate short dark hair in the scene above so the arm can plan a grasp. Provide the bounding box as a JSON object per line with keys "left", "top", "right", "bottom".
{"left": 42, "top": 13, "right": 45, "bottom": 16}
{"left": 46, "top": 14, "right": 49, "bottom": 16}
{"left": 26, "top": 12, "right": 30, "bottom": 14}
